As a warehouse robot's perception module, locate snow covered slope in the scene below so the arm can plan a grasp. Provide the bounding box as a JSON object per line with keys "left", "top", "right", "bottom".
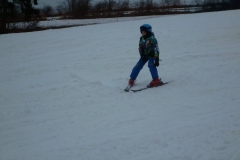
{"left": 0, "top": 10, "right": 240, "bottom": 160}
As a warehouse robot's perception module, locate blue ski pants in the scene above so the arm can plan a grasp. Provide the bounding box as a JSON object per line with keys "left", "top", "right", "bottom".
{"left": 130, "top": 57, "right": 159, "bottom": 80}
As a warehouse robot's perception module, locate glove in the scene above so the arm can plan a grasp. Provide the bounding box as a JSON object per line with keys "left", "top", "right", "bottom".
{"left": 154, "top": 57, "right": 159, "bottom": 67}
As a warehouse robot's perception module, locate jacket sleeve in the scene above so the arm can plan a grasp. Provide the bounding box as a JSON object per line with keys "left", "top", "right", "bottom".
{"left": 138, "top": 37, "right": 145, "bottom": 56}
{"left": 153, "top": 38, "right": 160, "bottom": 58}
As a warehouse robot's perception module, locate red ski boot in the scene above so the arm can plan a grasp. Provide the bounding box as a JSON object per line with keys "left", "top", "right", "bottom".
{"left": 148, "top": 78, "right": 163, "bottom": 88}
{"left": 128, "top": 78, "right": 135, "bottom": 85}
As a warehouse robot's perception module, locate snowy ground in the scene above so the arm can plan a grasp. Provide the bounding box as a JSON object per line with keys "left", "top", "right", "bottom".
{"left": 1, "top": 10, "right": 240, "bottom": 160}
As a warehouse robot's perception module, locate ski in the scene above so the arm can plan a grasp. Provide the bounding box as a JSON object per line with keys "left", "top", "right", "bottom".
{"left": 124, "top": 84, "right": 133, "bottom": 92}
{"left": 131, "top": 82, "right": 170, "bottom": 92}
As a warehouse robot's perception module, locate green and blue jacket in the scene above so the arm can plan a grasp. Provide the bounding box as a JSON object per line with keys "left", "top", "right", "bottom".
{"left": 138, "top": 32, "right": 159, "bottom": 58}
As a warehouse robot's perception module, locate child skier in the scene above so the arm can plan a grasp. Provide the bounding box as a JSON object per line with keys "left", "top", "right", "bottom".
{"left": 128, "top": 24, "right": 163, "bottom": 88}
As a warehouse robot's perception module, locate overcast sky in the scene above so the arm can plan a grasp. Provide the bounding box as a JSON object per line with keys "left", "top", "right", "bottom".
{"left": 37, "top": 0, "right": 59, "bottom": 8}
{"left": 36, "top": 0, "right": 193, "bottom": 8}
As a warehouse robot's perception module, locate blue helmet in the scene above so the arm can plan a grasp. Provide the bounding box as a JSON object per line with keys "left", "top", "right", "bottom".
{"left": 140, "top": 24, "right": 152, "bottom": 33}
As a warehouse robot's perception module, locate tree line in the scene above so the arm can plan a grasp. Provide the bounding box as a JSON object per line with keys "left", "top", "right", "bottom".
{"left": 1, "top": 0, "right": 239, "bottom": 34}
{"left": 53, "top": 0, "right": 240, "bottom": 18}
{"left": 198, "top": 0, "right": 240, "bottom": 10}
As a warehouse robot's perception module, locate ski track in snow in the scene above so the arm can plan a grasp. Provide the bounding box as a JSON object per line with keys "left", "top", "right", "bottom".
{"left": 0, "top": 10, "right": 240, "bottom": 160}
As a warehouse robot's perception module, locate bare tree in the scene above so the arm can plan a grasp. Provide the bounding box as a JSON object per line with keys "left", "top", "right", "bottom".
{"left": 164, "top": 0, "right": 173, "bottom": 7}
{"left": 107, "top": 0, "right": 117, "bottom": 15}
{"left": 115, "top": 0, "right": 129, "bottom": 15}
{"left": 41, "top": 5, "right": 54, "bottom": 17}
{"left": 56, "top": 0, "right": 92, "bottom": 17}
{"left": 119, "top": 0, "right": 129, "bottom": 10}
{"left": 195, "top": 0, "right": 203, "bottom": 5}
{"left": 146, "top": 0, "right": 153, "bottom": 12}
{"left": 93, "top": 0, "right": 108, "bottom": 16}
{"left": 75, "top": 0, "right": 92, "bottom": 17}
{"left": 57, "top": 0, "right": 77, "bottom": 13}
{"left": 172, "top": 0, "right": 181, "bottom": 6}
{"left": 135, "top": 0, "right": 146, "bottom": 13}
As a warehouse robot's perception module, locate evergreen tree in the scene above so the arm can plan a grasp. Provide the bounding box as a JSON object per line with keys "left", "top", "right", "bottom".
{"left": 16, "top": 0, "right": 39, "bottom": 21}
{"left": 0, "top": 0, "right": 39, "bottom": 34}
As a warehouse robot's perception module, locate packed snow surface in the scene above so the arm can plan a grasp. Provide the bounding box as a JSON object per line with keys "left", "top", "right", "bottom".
{"left": 1, "top": 10, "right": 240, "bottom": 160}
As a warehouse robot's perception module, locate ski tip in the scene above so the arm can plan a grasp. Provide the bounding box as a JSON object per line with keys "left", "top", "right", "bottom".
{"left": 124, "top": 84, "right": 133, "bottom": 92}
